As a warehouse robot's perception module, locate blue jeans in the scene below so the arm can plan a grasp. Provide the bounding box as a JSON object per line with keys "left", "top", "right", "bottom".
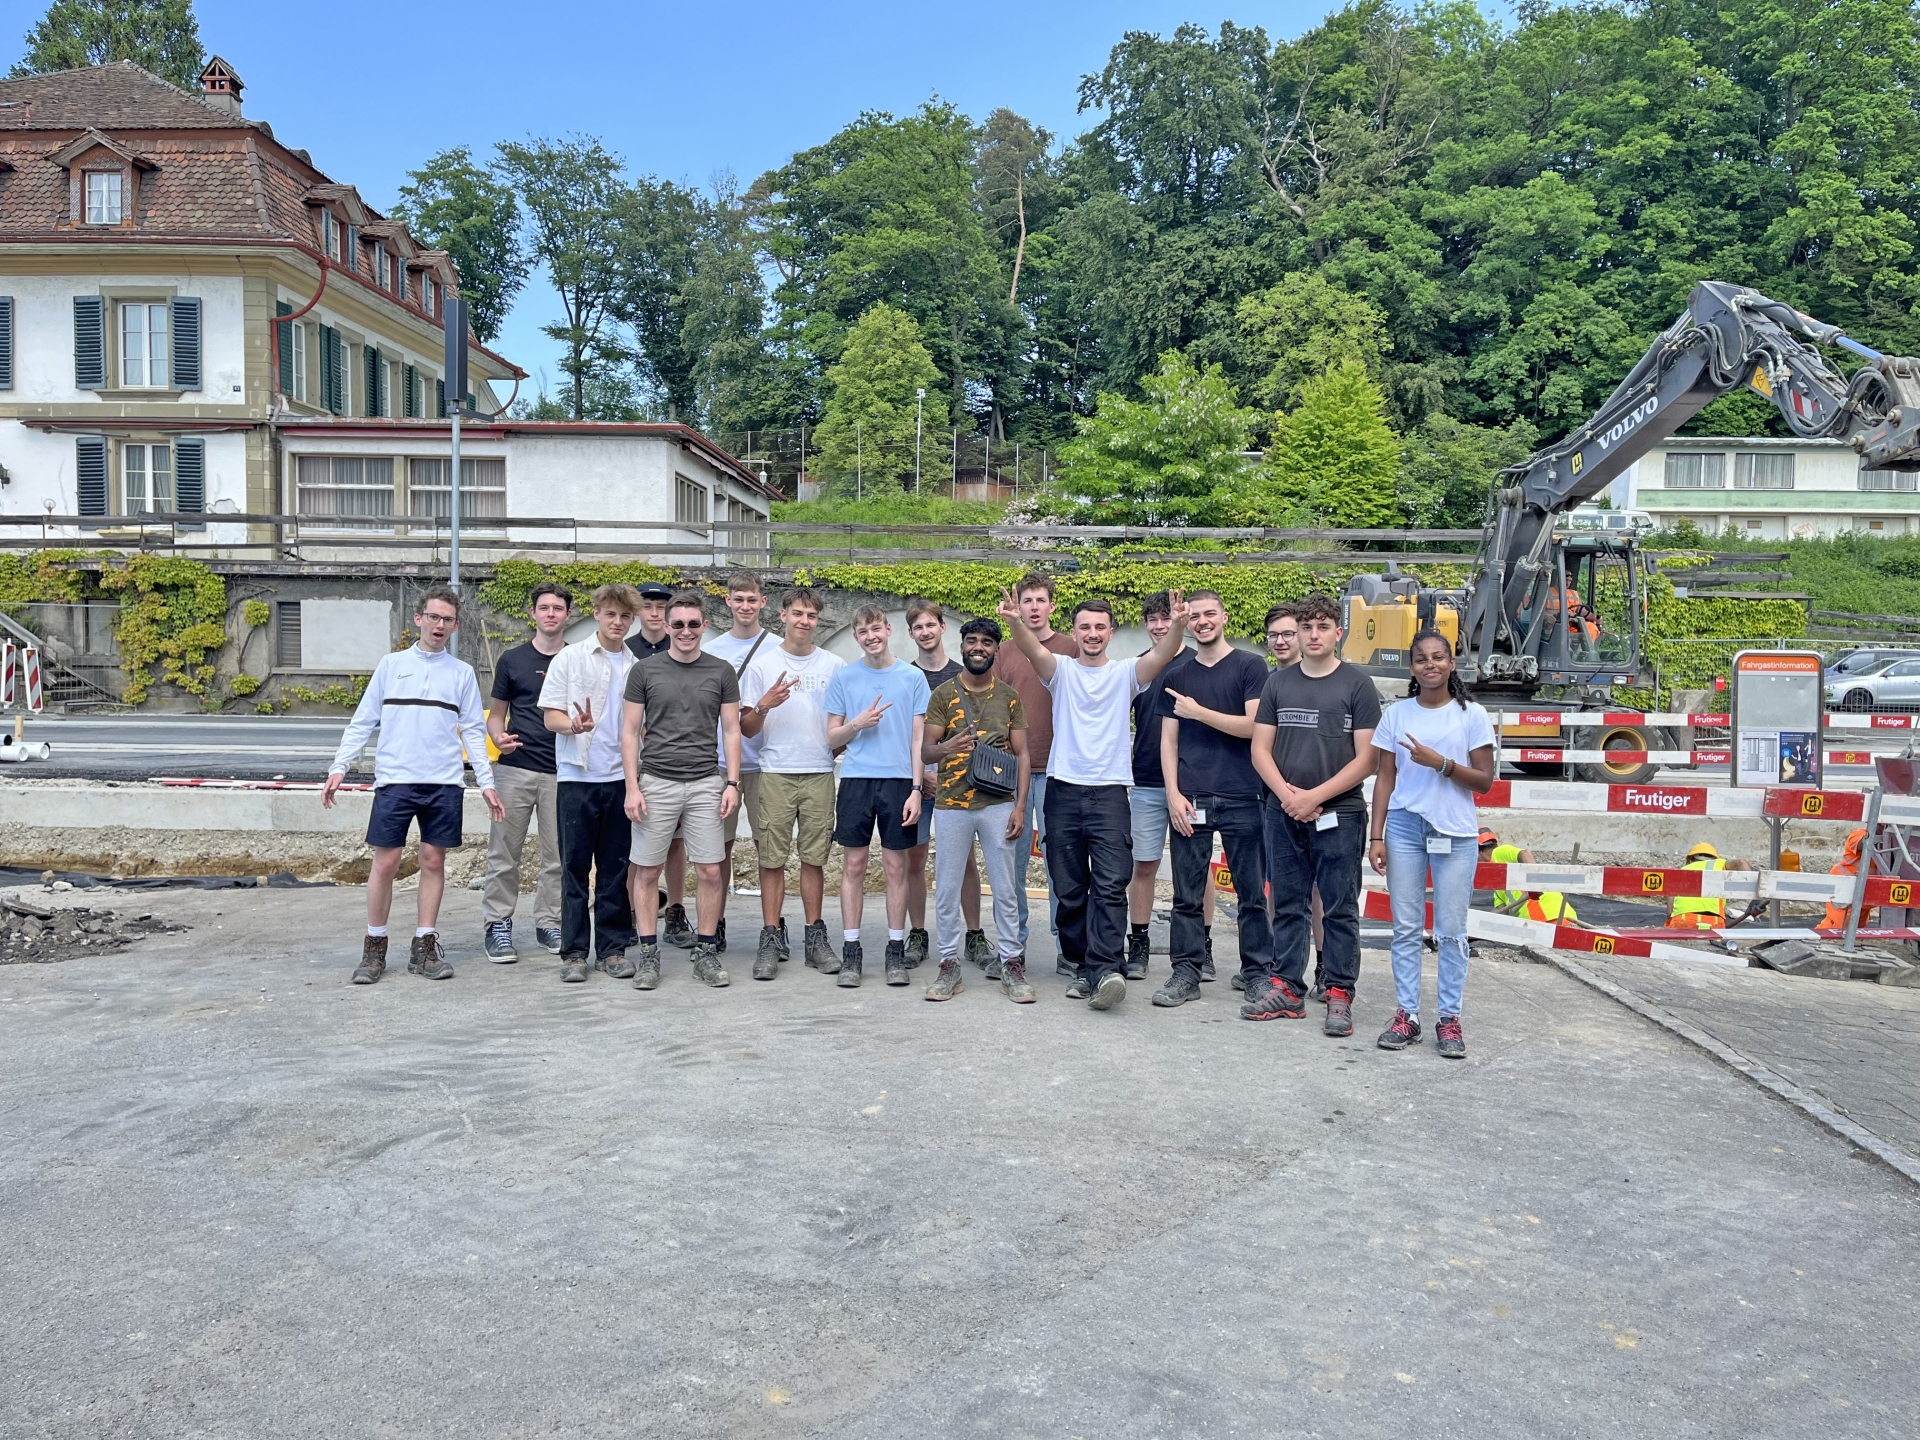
{"left": 1014, "top": 773, "right": 1054, "bottom": 948}
{"left": 1384, "top": 807, "right": 1474, "bottom": 1019}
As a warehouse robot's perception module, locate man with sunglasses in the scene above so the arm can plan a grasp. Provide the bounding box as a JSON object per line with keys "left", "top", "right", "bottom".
{"left": 622, "top": 592, "right": 742, "bottom": 990}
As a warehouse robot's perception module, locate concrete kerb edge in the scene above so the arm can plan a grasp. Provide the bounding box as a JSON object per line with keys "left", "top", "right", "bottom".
{"left": 1524, "top": 944, "right": 1920, "bottom": 1189}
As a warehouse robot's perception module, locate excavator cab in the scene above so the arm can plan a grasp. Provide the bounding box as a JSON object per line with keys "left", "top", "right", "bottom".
{"left": 1341, "top": 566, "right": 1462, "bottom": 672}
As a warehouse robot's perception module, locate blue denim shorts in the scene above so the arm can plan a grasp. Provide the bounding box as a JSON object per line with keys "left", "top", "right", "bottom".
{"left": 1129, "top": 786, "right": 1170, "bottom": 861}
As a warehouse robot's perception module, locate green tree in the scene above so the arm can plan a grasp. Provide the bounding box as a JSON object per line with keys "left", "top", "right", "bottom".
{"left": 393, "top": 147, "right": 526, "bottom": 344}
{"left": 811, "top": 304, "right": 945, "bottom": 496}
{"left": 615, "top": 177, "right": 705, "bottom": 421}
{"left": 12, "top": 0, "right": 202, "bottom": 86}
{"left": 681, "top": 179, "right": 791, "bottom": 435}
{"left": 494, "top": 136, "right": 632, "bottom": 421}
{"left": 1054, "top": 350, "right": 1258, "bottom": 525}
{"left": 1235, "top": 271, "right": 1393, "bottom": 414}
{"left": 1397, "top": 414, "right": 1536, "bottom": 528}
{"left": 1260, "top": 358, "right": 1402, "bottom": 526}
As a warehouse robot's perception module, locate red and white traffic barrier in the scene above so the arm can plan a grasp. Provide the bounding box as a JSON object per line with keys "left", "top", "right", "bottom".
{"left": 1358, "top": 888, "right": 1746, "bottom": 967}
{"left": 21, "top": 643, "right": 40, "bottom": 712}
{"left": 1501, "top": 747, "right": 1901, "bottom": 766}
{"left": 1472, "top": 778, "right": 1920, "bottom": 824}
{"left": 1470, "top": 859, "right": 1869, "bottom": 905}
{"left": 1491, "top": 708, "right": 1920, "bottom": 731}
{"left": 1, "top": 639, "right": 12, "bottom": 705}
{"left": 155, "top": 777, "right": 373, "bottom": 790}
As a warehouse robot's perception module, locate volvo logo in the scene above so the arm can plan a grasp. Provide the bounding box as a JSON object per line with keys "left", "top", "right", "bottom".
{"left": 1594, "top": 397, "right": 1660, "bottom": 452}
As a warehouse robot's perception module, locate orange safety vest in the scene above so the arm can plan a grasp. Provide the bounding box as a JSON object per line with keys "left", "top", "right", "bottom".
{"left": 1822, "top": 858, "right": 1872, "bottom": 930}
{"left": 1523, "top": 893, "right": 1578, "bottom": 925}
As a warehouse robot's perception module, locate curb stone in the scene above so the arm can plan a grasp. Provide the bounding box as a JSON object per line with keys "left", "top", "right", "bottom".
{"left": 1526, "top": 944, "right": 1920, "bottom": 1188}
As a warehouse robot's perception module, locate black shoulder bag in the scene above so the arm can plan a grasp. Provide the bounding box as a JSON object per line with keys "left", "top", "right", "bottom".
{"left": 956, "top": 685, "right": 1018, "bottom": 799}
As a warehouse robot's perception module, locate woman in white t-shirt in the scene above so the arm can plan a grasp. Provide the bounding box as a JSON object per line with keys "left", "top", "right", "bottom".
{"left": 1367, "top": 631, "right": 1497, "bottom": 1059}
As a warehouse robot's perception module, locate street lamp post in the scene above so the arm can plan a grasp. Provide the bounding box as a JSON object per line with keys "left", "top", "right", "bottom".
{"left": 914, "top": 388, "right": 925, "bottom": 492}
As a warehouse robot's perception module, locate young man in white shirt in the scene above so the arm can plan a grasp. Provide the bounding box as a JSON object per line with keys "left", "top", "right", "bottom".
{"left": 324, "top": 584, "right": 504, "bottom": 985}
{"left": 741, "top": 587, "right": 843, "bottom": 977}
{"left": 825, "top": 606, "right": 930, "bottom": 987}
{"left": 537, "top": 584, "right": 641, "bottom": 984}
{"left": 998, "top": 587, "right": 1188, "bottom": 1010}
{"left": 703, "top": 571, "right": 775, "bottom": 954}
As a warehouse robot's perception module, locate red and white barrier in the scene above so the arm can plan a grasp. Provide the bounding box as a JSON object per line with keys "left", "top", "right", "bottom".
{"left": 1, "top": 638, "right": 12, "bottom": 705}
{"left": 1470, "top": 859, "right": 1867, "bottom": 905}
{"left": 1358, "top": 888, "right": 1747, "bottom": 967}
{"left": 1471, "top": 778, "right": 1920, "bottom": 824}
{"left": 155, "top": 777, "right": 373, "bottom": 791}
{"left": 21, "top": 644, "right": 40, "bottom": 712}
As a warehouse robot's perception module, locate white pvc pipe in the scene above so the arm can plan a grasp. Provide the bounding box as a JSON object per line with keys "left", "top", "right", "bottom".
{"left": 0, "top": 739, "right": 50, "bottom": 761}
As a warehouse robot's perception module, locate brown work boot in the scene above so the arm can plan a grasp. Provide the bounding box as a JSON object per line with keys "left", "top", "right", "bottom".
{"left": 1000, "top": 956, "right": 1036, "bottom": 1004}
{"left": 352, "top": 934, "right": 388, "bottom": 985}
{"left": 407, "top": 932, "right": 454, "bottom": 980}
{"left": 925, "top": 958, "right": 963, "bottom": 1001}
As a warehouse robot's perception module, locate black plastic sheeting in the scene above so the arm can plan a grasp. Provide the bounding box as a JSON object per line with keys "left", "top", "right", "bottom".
{"left": 0, "top": 867, "right": 330, "bottom": 891}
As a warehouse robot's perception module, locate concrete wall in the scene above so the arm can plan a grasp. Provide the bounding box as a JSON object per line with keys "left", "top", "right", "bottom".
{"left": 299, "top": 599, "right": 392, "bottom": 671}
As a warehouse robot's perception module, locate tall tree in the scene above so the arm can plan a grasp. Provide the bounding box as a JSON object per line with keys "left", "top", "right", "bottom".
{"left": 1259, "top": 357, "right": 1402, "bottom": 526}
{"left": 615, "top": 177, "right": 705, "bottom": 421}
{"left": 11, "top": 0, "right": 202, "bottom": 86}
{"left": 811, "top": 303, "right": 944, "bottom": 496}
{"left": 494, "top": 136, "right": 632, "bottom": 421}
{"left": 681, "top": 178, "right": 794, "bottom": 437}
{"left": 975, "top": 109, "right": 1056, "bottom": 305}
{"left": 392, "top": 147, "right": 527, "bottom": 345}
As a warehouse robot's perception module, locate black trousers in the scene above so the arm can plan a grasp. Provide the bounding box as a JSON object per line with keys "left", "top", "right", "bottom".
{"left": 1264, "top": 802, "right": 1365, "bottom": 991}
{"left": 1170, "top": 793, "right": 1273, "bottom": 986}
{"left": 558, "top": 780, "right": 636, "bottom": 961}
{"left": 1043, "top": 780, "right": 1133, "bottom": 986}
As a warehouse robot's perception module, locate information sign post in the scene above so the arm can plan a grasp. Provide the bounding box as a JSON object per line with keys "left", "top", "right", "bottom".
{"left": 1733, "top": 650, "right": 1826, "bottom": 926}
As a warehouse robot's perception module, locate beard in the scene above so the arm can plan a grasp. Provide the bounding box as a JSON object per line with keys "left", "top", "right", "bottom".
{"left": 963, "top": 650, "right": 996, "bottom": 675}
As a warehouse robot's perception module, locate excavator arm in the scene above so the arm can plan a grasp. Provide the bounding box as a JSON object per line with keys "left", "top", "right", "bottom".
{"left": 1460, "top": 280, "right": 1920, "bottom": 686}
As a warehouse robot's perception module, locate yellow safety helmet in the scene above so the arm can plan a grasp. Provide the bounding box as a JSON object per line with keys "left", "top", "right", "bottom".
{"left": 1687, "top": 842, "right": 1720, "bottom": 861}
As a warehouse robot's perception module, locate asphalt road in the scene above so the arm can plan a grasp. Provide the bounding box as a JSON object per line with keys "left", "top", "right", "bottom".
{"left": 10, "top": 714, "right": 358, "bottom": 782}
{"left": 2, "top": 882, "right": 1916, "bottom": 1437}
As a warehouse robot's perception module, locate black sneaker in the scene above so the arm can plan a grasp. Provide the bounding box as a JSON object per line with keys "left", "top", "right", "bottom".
{"left": 1056, "top": 956, "right": 1076, "bottom": 978}
{"left": 663, "top": 903, "right": 694, "bottom": 949}
{"left": 1065, "top": 974, "right": 1091, "bottom": 1000}
{"left": 352, "top": 934, "right": 388, "bottom": 985}
{"left": 904, "top": 927, "right": 930, "bottom": 968}
{"left": 1125, "top": 929, "right": 1149, "bottom": 980}
{"left": 484, "top": 920, "right": 517, "bottom": 963}
{"left": 777, "top": 916, "right": 791, "bottom": 959}
{"left": 1324, "top": 985, "right": 1355, "bottom": 1037}
{"left": 714, "top": 916, "right": 727, "bottom": 953}
{"left": 965, "top": 929, "right": 992, "bottom": 970}
{"left": 560, "top": 955, "right": 590, "bottom": 984}
{"left": 753, "top": 925, "right": 782, "bottom": 980}
{"left": 1230, "top": 969, "right": 1246, "bottom": 992}
{"left": 1199, "top": 955, "right": 1216, "bottom": 982}
{"left": 632, "top": 942, "right": 661, "bottom": 990}
{"left": 1378, "top": 1009, "right": 1422, "bottom": 1050}
{"left": 884, "top": 939, "right": 910, "bottom": 986}
{"left": 1242, "top": 977, "right": 1305, "bottom": 1021}
{"left": 1435, "top": 1014, "right": 1466, "bottom": 1059}
{"left": 407, "top": 932, "right": 453, "bottom": 980}
{"left": 804, "top": 920, "right": 836, "bottom": 972}
{"left": 1089, "top": 973, "right": 1127, "bottom": 1010}
{"left": 596, "top": 951, "right": 636, "bottom": 979}
{"left": 1152, "top": 972, "right": 1201, "bottom": 1007}
{"left": 838, "top": 942, "right": 863, "bottom": 987}
{"left": 535, "top": 926, "right": 562, "bottom": 955}
{"left": 691, "top": 942, "right": 729, "bottom": 987}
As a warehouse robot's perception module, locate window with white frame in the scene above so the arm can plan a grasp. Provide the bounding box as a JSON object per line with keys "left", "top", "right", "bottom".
{"left": 1663, "top": 452, "right": 1725, "bottom": 488}
{"left": 296, "top": 455, "right": 395, "bottom": 526}
{"left": 120, "top": 302, "right": 170, "bottom": 387}
{"left": 1734, "top": 452, "right": 1794, "bottom": 489}
{"left": 122, "top": 442, "right": 173, "bottom": 513}
{"left": 675, "top": 474, "right": 709, "bottom": 524}
{"left": 321, "top": 211, "right": 341, "bottom": 260}
{"left": 423, "top": 279, "right": 436, "bottom": 316}
{"left": 408, "top": 457, "right": 506, "bottom": 526}
{"left": 1860, "top": 469, "right": 1918, "bottom": 492}
{"left": 290, "top": 322, "right": 307, "bottom": 403}
{"left": 85, "top": 171, "right": 124, "bottom": 224}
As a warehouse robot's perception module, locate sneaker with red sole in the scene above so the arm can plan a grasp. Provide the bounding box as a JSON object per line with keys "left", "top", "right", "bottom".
{"left": 1435, "top": 1014, "right": 1466, "bottom": 1058}
{"left": 1323, "top": 985, "right": 1354, "bottom": 1037}
{"left": 1376, "top": 1009, "right": 1421, "bottom": 1050}
{"left": 1240, "top": 976, "right": 1305, "bottom": 1021}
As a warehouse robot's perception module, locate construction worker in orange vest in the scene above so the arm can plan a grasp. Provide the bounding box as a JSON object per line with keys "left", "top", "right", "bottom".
{"left": 1821, "top": 828, "right": 1873, "bottom": 931}
{"left": 1520, "top": 890, "right": 1580, "bottom": 925}
{"left": 1666, "top": 841, "right": 1752, "bottom": 930}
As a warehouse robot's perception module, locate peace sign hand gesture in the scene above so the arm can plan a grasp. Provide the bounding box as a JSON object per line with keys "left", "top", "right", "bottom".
{"left": 570, "top": 698, "right": 596, "bottom": 735}
{"left": 851, "top": 694, "right": 892, "bottom": 731}
{"left": 759, "top": 670, "right": 797, "bottom": 711}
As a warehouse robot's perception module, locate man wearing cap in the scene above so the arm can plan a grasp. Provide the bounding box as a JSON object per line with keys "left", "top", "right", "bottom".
{"left": 1822, "top": 828, "right": 1873, "bottom": 930}
{"left": 628, "top": 581, "right": 695, "bottom": 948}
{"left": 1478, "top": 828, "right": 1535, "bottom": 913}
{"left": 1667, "top": 841, "right": 1751, "bottom": 930}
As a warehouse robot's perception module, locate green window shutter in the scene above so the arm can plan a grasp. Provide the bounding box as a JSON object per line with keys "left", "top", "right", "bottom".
{"left": 364, "top": 345, "right": 378, "bottom": 417}
{"left": 436, "top": 378, "right": 446, "bottom": 418}
{"left": 170, "top": 296, "right": 201, "bottom": 390}
{"left": 323, "top": 325, "right": 342, "bottom": 414}
{"left": 402, "top": 362, "right": 417, "bottom": 418}
{"left": 0, "top": 296, "right": 13, "bottom": 389}
{"left": 173, "top": 438, "right": 205, "bottom": 531}
{"left": 276, "top": 300, "right": 293, "bottom": 393}
{"left": 74, "top": 295, "right": 106, "bottom": 388}
{"left": 76, "top": 436, "right": 108, "bottom": 518}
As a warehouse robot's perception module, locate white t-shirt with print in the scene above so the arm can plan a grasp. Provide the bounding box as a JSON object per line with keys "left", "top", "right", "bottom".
{"left": 1044, "top": 656, "right": 1145, "bottom": 787}
{"left": 1370, "top": 696, "right": 1496, "bottom": 837}
{"left": 742, "top": 644, "right": 844, "bottom": 774}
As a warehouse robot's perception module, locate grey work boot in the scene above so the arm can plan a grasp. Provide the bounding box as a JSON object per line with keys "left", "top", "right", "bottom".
{"left": 407, "top": 932, "right": 453, "bottom": 980}
{"left": 925, "top": 958, "right": 963, "bottom": 1001}
{"left": 1000, "top": 956, "right": 1036, "bottom": 1004}
{"left": 753, "top": 925, "right": 783, "bottom": 980}
{"left": 662, "top": 903, "right": 694, "bottom": 950}
{"left": 1088, "top": 972, "right": 1127, "bottom": 1011}
{"left": 805, "top": 921, "right": 838, "bottom": 973}
{"left": 632, "top": 941, "right": 662, "bottom": 991}
{"left": 596, "top": 951, "right": 635, "bottom": 979}
{"left": 352, "top": 934, "right": 388, "bottom": 985}
{"left": 691, "top": 941, "right": 730, "bottom": 987}
{"left": 904, "top": 927, "right": 930, "bottom": 968}
{"left": 1152, "top": 971, "right": 1202, "bottom": 1007}
{"left": 837, "top": 941, "right": 863, "bottom": 987}
{"left": 885, "top": 939, "right": 910, "bottom": 986}
{"left": 965, "top": 929, "right": 993, "bottom": 971}
{"left": 560, "top": 955, "right": 590, "bottom": 984}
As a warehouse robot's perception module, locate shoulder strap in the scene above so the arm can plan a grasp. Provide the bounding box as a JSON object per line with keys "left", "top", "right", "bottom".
{"left": 735, "top": 629, "right": 770, "bottom": 678}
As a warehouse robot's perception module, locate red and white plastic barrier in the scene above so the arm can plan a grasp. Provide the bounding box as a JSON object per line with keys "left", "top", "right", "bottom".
{"left": 155, "top": 777, "right": 373, "bottom": 791}
{"left": 1492, "top": 708, "right": 1920, "bottom": 732}
{"left": 1472, "top": 778, "right": 1920, "bottom": 825}
{"left": 1500, "top": 747, "right": 1893, "bottom": 766}
{"left": 1, "top": 639, "right": 12, "bottom": 705}
{"left": 21, "top": 644, "right": 40, "bottom": 712}
{"left": 1359, "top": 888, "right": 1747, "bottom": 967}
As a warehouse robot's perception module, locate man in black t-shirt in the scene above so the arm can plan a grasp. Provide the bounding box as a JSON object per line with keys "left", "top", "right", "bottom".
{"left": 1250, "top": 593, "right": 1382, "bottom": 1037}
{"left": 482, "top": 581, "right": 572, "bottom": 962}
{"left": 1154, "top": 590, "right": 1273, "bottom": 1011}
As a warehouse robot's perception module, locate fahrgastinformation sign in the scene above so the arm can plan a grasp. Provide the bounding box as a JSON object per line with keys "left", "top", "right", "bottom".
{"left": 1732, "top": 650, "right": 1824, "bottom": 789}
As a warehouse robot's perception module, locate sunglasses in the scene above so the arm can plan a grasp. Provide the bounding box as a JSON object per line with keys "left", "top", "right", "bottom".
{"left": 667, "top": 619, "right": 704, "bottom": 631}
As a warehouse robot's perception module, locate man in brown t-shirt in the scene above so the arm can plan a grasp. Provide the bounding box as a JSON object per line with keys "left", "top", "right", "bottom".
{"left": 992, "top": 570, "right": 1076, "bottom": 952}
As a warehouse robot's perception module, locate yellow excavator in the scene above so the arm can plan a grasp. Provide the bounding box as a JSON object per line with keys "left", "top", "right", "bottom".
{"left": 1343, "top": 280, "right": 1920, "bottom": 781}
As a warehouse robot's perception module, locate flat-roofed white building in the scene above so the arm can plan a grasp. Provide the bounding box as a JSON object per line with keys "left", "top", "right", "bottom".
{"left": 1615, "top": 436, "right": 1920, "bottom": 539}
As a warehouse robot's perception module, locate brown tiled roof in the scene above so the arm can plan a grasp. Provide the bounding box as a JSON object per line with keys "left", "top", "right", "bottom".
{"left": 0, "top": 61, "right": 246, "bottom": 130}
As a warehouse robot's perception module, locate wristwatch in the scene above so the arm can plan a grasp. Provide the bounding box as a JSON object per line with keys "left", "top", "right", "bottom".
{"left": 723, "top": 778, "right": 739, "bottom": 789}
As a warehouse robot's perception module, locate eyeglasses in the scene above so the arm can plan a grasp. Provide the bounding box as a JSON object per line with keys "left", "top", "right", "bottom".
{"left": 667, "top": 620, "right": 704, "bottom": 631}
{"left": 1266, "top": 630, "right": 1291, "bottom": 642}
{"left": 419, "top": 612, "right": 457, "bottom": 627}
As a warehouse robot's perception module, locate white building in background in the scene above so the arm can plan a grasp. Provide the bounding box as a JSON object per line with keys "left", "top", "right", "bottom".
{"left": 1613, "top": 435, "right": 1920, "bottom": 539}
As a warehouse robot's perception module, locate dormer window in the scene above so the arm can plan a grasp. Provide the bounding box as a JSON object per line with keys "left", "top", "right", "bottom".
{"left": 321, "top": 211, "right": 341, "bottom": 260}
{"left": 85, "top": 171, "right": 124, "bottom": 224}
{"left": 424, "top": 278, "right": 437, "bottom": 316}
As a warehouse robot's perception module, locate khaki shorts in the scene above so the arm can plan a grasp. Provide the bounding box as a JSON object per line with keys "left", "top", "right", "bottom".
{"left": 631, "top": 773, "right": 727, "bottom": 867}
{"left": 722, "top": 769, "right": 761, "bottom": 845}
{"left": 755, "top": 771, "right": 835, "bottom": 870}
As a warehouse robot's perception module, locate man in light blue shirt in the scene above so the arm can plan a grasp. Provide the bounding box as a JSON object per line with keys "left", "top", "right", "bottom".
{"left": 824, "top": 605, "right": 929, "bottom": 987}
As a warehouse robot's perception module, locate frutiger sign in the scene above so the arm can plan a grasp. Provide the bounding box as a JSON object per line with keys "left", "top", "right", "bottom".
{"left": 1614, "top": 786, "right": 1706, "bottom": 814}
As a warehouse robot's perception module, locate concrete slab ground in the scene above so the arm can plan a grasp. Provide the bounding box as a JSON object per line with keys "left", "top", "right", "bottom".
{"left": 2, "top": 884, "right": 1917, "bottom": 1438}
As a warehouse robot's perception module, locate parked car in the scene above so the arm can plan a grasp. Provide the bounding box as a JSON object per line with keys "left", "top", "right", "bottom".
{"left": 1827, "top": 655, "right": 1920, "bottom": 711}
{"left": 1830, "top": 647, "right": 1920, "bottom": 678}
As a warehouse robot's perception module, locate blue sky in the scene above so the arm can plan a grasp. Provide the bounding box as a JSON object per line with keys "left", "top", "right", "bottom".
{"left": 13, "top": 1, "right": 1489, "bottom": 393}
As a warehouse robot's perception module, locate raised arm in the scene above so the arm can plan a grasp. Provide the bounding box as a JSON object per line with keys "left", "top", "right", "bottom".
{"left": 996, "top": 586, "right": 1059, "bottom": 682}
{"left": 1133, "top": 590, "right": 1190, "bottom": 686}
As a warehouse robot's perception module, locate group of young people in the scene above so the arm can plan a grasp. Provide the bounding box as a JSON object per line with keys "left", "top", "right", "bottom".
{"left": 326, "top": 568, "right": 1503, "bottom": 1056}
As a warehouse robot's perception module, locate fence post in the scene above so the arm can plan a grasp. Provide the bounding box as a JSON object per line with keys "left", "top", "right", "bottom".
{"left": 1842, "top": 786, "right": 1884, "bottom": 953}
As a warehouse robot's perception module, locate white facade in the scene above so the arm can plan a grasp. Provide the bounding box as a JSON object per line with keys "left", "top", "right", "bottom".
{"left": 1614, "top": 436, "right": 1920, "bottom": 538}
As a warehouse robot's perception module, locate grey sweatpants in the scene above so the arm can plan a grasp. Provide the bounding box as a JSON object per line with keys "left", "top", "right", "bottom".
{"left": 934, "top": 803, "right": 1022, "bottom": 961}
{"left": 482, "top": 764, "right": 561, "bottom": 927}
